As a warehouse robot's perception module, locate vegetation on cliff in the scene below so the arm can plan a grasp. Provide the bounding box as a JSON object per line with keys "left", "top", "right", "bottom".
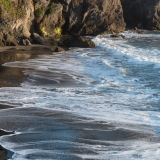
{"left": 48, "top": 2, "right": 56, "bottom": 14}
{"left": 35, "top": 7, "right": 45, "bottom": 17}
{"left": 0, "top": 0, "right": 26, "bottom": 19}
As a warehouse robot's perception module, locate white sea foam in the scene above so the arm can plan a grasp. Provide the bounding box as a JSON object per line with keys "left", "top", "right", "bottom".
{"left": 93, "top": 31, "right": 160, "bottom": 67}
{"left": 1, "top": 32, "right": 160, "bottom": 159}
{"left": 1, "top": 33, "right": 160, "bottom": 127}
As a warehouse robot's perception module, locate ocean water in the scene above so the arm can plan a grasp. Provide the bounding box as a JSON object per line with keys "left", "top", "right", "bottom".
{"left": 0, "top": 31, "right": 160, "bottom": 159}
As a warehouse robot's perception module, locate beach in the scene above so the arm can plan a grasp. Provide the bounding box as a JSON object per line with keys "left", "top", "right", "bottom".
{"left": 0, "top": 0, "right": 160, "bottom": 159}
{"left": 0, "top": 45, "right": 64, "bottom": 159}
{"left": 0, "top": 33, "right": 160, "bottom": 159}
{"left": 0, "top": 128, "right": 14, "bottom": 160}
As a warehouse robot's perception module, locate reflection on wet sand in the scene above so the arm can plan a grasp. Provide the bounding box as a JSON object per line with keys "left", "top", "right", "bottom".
{"left": 0, "top": 45, "right": 64, "bottom": 159}
{"left": 0, "top": 49, "right": 30, "bottom": 86}
{"left": 0, "top": 46, "right": 55, "bottom": 87}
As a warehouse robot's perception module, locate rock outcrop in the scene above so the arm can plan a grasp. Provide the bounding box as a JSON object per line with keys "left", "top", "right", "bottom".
{"left": 1, "top": 0, "right": 160, "bottom": 47}
{"left": 60, "top": 0, "right": 125, "bottom": 35}
{"left": 34, "top": 0, "right": 125, "bottom": 36}
{"left": 0, "top": 0, "right": 34, "bottom": 46}
{"left": 121, "top": 0, "right": 160, "bottom": 30}
{"left": 2, "top": 0, "right": 160, "bottom": 47}
{"left": 33, "top": 0, "right": 65, "bottom": 38}
{"left": 63, "top": 34, "right": 96, "bottom": 48}
{"left": 0, "top": 0, "right": 126, "bottom": 46}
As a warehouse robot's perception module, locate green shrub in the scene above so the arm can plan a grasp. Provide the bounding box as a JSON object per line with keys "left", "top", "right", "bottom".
{"left": 48, "top": 2, "right": 56, "bottom": 14}
{"left": 35, "top": 8, "right": 45, "bottom": 17}
{"left": 0, "top": 0, "right": 26, "bottom": 18}
{"left": 14, "top": 7, "right": 26, "bottom": 18}
{"left": 0, "top": 0, "right": 12, "bottom": 12}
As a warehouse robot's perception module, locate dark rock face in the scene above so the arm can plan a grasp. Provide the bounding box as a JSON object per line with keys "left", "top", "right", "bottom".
{"left": 2, "top": 0, "right": 160, "bottom": 47}
{"left": 22, "top": 39, "right": 32, "bottom": 46}
{"left": 0, "top": 0, "right": 126, "bottom": 46}
{"left": 121, "top": 0, "right": 160, "bottom": 30}
{"left": 33, "top": 0, "right": 65, "bottom": 38}
{"left": 32, "top": 33, "right": 45, "bottom": 45}
{"left": 63, "top": 34, "right": 96, "bottom": 48}
{"left": 34, "top": 0, "right": 125, "bottom": 36}
{"left": 60, "top": 0, "right": 125, "bottom": 35}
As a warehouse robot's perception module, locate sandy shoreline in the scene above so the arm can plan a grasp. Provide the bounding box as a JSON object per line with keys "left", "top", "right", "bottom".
{"left": 0, "top": 45, "right": 68, "bottom": 159}
{"left": 0, "top": 129, "right": 14, "bottom": 160}
{"left": 0, "top": 145, "right": 7, "bottom": 160}
{"left": 0, "top": 45, "right": 68, "bottom": 87}
{"left": 0, "top": 45, "right": 156, "bottom": 159}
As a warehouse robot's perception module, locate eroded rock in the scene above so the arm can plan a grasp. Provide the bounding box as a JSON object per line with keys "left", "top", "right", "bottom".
{"left": 121, "top": 0, "right": 160, "bottom": 30}
{"left": 63, "top": 33, "right": 96, "bottom": 48}
{"left": 32, "top": 33, "right": 45, "bottom": 45}
{"left": 61, "top": 0, "right": 125, "bottom": 35}
{"left": 0, "top": 0, "right": 34, "bottom": 46}
{"left": 22, "top": 39, "right": 32, "bottom": 46}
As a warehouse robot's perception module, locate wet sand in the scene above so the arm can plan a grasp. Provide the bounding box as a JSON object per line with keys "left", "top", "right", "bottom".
{"left": 0, "top": 45, "right": 68, "bottom": 159}
{"left": 0, "top": 129, "right": 14, "bottom": 160}
{"left": 0, "top": 106, "right": 156, "bottom": 159}
{"left": 0, "top": 45, "right": 66, "bottom": 87}
{"left": 0, "top": 45, "right": 156, "bottom": 159}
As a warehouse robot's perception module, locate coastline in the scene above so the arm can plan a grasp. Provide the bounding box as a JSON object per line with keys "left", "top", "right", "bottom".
{"left": 0, "top": 129, "right": 14, "bottom": 160}
{"left": 0, "top": 34, "right": 159, "bottom": 160}
{"left": 0, "top": 33, "right": 159, "bottom": 159}
{"left": 0, "top": 45, "right": 69, "bottom": 159}
{"left": 0, "top": 45, "right": 69, "bottom": 87}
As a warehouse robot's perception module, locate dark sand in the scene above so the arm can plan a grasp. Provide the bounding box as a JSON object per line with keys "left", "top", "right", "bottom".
{"left": 0, "top": 107, "right": 154, "bottom": 160}
{"left": 0, "top": 45, "right": 67, "bottom": 159}
{"left": 0, "top": 45, "right": 64, "bottom": 87}
{"left": 0, "top": 45, "right": 155, "bottom": 159}
{"left": 0, "top": 129, "right": 14, "bottom": 160}
{"left": 0, "top": 104, "right": 15, "bottom": 110}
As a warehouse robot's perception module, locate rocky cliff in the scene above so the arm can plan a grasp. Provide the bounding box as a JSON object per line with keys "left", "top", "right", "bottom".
{"left": 121, "top": 0, "right": 160, "bottom": 29}
{"left": 60, "top": 0, "right": 125, "bottom": 35}
{"left": 0, "top": 0, "right": 125, "bottom": 46}
{"left": 0, "top": 0, "right": 34, "bottom": 46}
{"left": 0, "top": 0, "right": 160, "bottom": 46}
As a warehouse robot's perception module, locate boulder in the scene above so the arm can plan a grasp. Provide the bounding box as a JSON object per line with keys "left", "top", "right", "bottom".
{"left": 121, "top": 0, "right": 160, "bottom": 30}
{"left": 22, "top": 39, "right": 32, "bottom": 46}
{"left": 63, "top": 34, "right": 96, "bottom": 48}
{"left": 43, "top": 46, "right": 65, "bottom": 52}
{"left": 32, "top": 33, "right": 45, "bottom": 45}
{"left": 110, "top": 33, "right": 125, "bottom": 39}
{"left": 54, "top": 46, "right": 65, "bottom": 52}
